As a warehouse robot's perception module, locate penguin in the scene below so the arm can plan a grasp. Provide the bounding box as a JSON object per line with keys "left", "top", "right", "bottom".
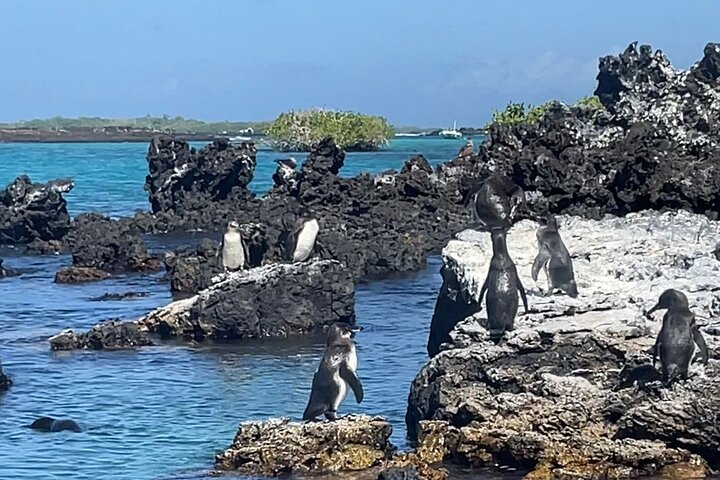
{"left": 463, "top": 175, "right": 526, "bottom": 231}
{"left": 646, "top": 289, "right": 709, "bottom": 386}
{"left": 27, "top": 416, "right": 82, "bottom": 433}
{"left": 217, "top": 221, "right": 249, "bottom": 272}
{"left": 283, "top": 212, "right": 321, "bottom": 262}
{"left": 303, "top": 322, "right": 364, "bottom": 421}
{"left": 479, "top": 229, "right": 529, "bottom": 342}
{"left": 272, "top": 157, "right": 298, "bottom": 189}
{"left": 457, "top": 139, "right": 474, "bottom": 158}
{"left": 531, "top": 214, "right": 578, "bottom": 297}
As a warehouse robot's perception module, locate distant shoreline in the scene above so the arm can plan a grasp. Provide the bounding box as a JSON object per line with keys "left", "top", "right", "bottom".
{"left": 0, "top": 127, "right": 243, "bottom": 144}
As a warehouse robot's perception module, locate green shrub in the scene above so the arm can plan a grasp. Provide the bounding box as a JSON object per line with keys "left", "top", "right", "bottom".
{"left": 267, "top": 109, "right": 394, "bottom": 151}
{"left": 484, "top": 101, "right": 553, "bottom": 130}
{"left": 574, "top": 95, "right": 605, "bottom": 117}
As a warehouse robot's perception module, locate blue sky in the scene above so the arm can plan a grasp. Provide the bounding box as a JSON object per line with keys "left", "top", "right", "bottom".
{"left": 0, "top": 0, "right": 717, "bottom": 126}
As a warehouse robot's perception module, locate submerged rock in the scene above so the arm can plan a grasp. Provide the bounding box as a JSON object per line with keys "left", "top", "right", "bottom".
{"left": 410, "top": 210, "right": 720, "bottom": 477}
{"left": 89, "top": 292, "right": 148, "bottom": 302}
{"left": 0, "top": 176, "right": 74, "bottom": 244}
{"left": 51, "top": 259, "right": 355, "bottom": 349}
{"left": 215, "top": 415, "right": 393, "bottom": 475}
{"left": 27, "top": 416, "right": 82, "bottom": 433}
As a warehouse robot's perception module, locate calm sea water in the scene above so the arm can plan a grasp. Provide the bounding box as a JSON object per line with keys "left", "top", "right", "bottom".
{"left": 0, "top": 138, "right": 470, "bottom": 480}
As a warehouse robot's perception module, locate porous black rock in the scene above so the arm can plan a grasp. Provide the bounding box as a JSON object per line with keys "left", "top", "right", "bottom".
{"left": 0, "top": 176, "right": 74, "bottom": 244}
{"left": 145, "top": 136, "right": 257, "bottom": 219}
{"left": 65, "top": 213, "right": 160, "bottom": 274}
{"left": 51, "top": 259, "right": 355, "bottom": 348}
{"left": 49, "top": 320, "right": 154, "bottom": 350}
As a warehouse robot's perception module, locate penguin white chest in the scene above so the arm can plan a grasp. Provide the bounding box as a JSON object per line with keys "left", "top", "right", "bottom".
{"left": 222, "top": 232, "right": 245, "bottom": 269}
{"left": 293, "top": 219, "right": 319, "bottom": 262}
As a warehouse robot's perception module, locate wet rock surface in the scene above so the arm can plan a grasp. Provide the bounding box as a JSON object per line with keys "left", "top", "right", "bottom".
{"left": 411, "top": 210, "right": 720, "bottom": 477}
{"left": 0, "top": 176, "right": 74, "bottom": 244}
{"left": 54, "top": 266, "right": 112, "bottom": 284}
{"left": 89, "top": 292, "right": 148, "bottom": 301}
{"left": 49, "top": 320, "right": 153, "bottom": 350}
{"left": 52, "top": 259, "right": 355, "bottom": 349}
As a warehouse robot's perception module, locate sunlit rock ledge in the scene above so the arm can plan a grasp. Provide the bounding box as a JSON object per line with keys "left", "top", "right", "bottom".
{"left": 412, "top": 210, "right": 720, "bottom": 478}
{"left": 50, "top": 259, "right": 355, "bottom": 350}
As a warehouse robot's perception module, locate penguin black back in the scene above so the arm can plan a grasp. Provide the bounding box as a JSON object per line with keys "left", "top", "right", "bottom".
{"left": 479, "top": 230, "right": 528, "bottom": 342}
{"left": 647, "top": 289, "right": 709, "bottom": 386}
{"left": 531, "top": 214, "right": 578, "bottom": 297}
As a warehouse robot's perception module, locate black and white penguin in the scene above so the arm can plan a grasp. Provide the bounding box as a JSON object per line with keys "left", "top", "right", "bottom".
{"left": 272, "top": 157, "right": 298, "bottom": 190}
{"left": 27, "top": 416, "right": 82, "bottom": 433}
{"left": 646, "top": 289, "right": 709, "bottom": 386}
{"left": 479, "top": 229, "right": 529, "bottom": 342}
{"left": 303, "top": 322, "right": 364, "bottom": 421}
{"left": 282, "top": 212, "right": 321, "bottom": 262}
{"left": 463, "top": 175, "right": 526, "bottom": 231}
{"left": 531, "top": 214, "right": 578, "bottom": 297}
{"left": 217, "top": 221, "right": 249, "bottom": 272}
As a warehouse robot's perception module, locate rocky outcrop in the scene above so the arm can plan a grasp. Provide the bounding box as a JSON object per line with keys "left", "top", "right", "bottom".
{"left": 0, "top": 176, "right": 73, "bottom": 244}
{"left": 215, "top": 415, "right": 393, "bottom": 476}
{"left": 49, "top": 320, "right": 153, "bottom": 350}
{"left": 64, "top": 213, "right": 160, "bottom": 275}
{"left": 163, "top": 223, "right": 270, "bottom": 293}
{"left": 54, "top": 266, "right": 112, "bottom": 284}
{"left": 410, "top": 210, "right": 720, "bottom": 477}
{"left": 471, "top": 43, "right": 720, "bottom": 221}
{"left": 51, "top": 259, "right": 355, "bottom": 349}
{"left": 215, "top": 415, "right": 447, "bottom": 480}
{"left": 145, "top": 136, "right": 257, "bottom": 219}
{"left": 89, "top": 292, "right": 148, "bottom": 301}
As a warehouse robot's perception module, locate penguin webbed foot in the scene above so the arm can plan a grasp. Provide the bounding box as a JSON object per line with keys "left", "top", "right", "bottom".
{"left": 324, "top": 410, "right": 338, "bottom": 421}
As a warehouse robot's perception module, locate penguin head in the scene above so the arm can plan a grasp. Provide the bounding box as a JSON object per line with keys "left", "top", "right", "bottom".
{"left": 544, "top": 213, "right": 559, "bottom": 231}
{"left": 227, "top": 221, "right": 240, "bottom": 232}
{"left": 28, "top": 417, "right": 55, "bottom": 431}
{"left": 326, "top": 322, "right": 362, "bottom": 345}
{"left": 647, "top": 289, "right": 688, "bottom": 315}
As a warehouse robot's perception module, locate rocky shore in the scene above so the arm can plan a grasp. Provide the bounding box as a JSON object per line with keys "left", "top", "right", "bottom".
{"left": 0, "top": 126, "right": 224, "bottom": 143}
{"left": 50, "top": 259, "right": 355, "bottom": 350}
{"left": 409, "top": 210, "right": 720, "bottom": 477}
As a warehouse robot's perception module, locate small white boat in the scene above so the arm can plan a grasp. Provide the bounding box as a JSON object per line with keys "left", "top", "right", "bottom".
{"left": 228, "top": 135, "right": 252, "bottom": 143}
{"left": 439, "top": 121, "right": 462, "bottom": 139}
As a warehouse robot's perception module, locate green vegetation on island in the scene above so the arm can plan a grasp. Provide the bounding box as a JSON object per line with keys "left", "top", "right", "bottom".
{"left": 266, "top": 109, "right": 395, "bottom": 151}
{"left": 0, "top": 115, "right": 271, "bottom": 135}
{"left": 484, "top": 95, "right": 605, "bottom": 130}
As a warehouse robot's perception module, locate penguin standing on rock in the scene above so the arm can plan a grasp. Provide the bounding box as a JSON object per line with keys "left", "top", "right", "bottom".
{"left": 479, "top": 229, "right": 529, "bottom": 342}
{"left": 217, "top": 221, "right": 249, "bottom": 272}
{"left": 531, "top": 214, "right": 578, "bottom": 297}
{"left": 282, "top": 211, "right": 323, "bottom": 262}
{"left": 303, "top": 322, "right": 364, "bottom": 421}
{"left": 646, "top": 289, "right": 709, "bottom": 386}
{"left": 463, "top": 175, "right": 526, "bottom": 231}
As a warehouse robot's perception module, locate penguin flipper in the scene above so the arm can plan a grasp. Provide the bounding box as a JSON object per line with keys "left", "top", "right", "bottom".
{"left": 479, "top": 275, "right": 489, "bottom": 307}
{"left": 516, "top": 274, "right": 529, "bottom": 314}
{"left": 216, "top": 237, "right": 225, "bottom": 268}
{"left": 340, "top": 364, "right": 364, "bottom": 403}
{"left": 531, "top": 247, "right": 551, "bottom": 282}
{"left": 242, "top": 238, "right": 251, "bottom": 268}
{"left": 692, "top": 323, "right": 709, "bottom": 365}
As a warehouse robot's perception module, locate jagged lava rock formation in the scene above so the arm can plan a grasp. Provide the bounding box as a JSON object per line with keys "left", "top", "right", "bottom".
{"left": 410, "top": 210, "right": 720, "bottom": 477}
{"left": 475, "top": 42, "right": 720, "bottom": 219}
{"left": 50, "top": 259, "right": 354, "bottom": 349}
{"left": 0, "top": 176, "right": 73, "bottom": 244}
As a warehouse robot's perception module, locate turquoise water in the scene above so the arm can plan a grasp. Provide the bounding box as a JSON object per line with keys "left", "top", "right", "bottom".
{"left": 0, "top": 138, "right": 467, "bottom": 479}
{"left": 0, "top": 138, "right": 470, "bottom": 217}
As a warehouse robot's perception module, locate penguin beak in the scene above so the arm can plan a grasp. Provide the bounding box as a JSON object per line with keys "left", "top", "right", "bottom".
{"left": 645, "top": 304, "right": 660, "bottom": 317}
